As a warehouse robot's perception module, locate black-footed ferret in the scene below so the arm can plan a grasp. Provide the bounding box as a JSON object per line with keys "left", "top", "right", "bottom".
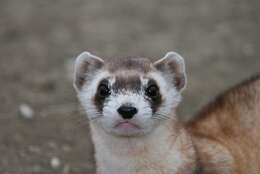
{"left": 73, "top": 51, "right": 260, "bottom": 174}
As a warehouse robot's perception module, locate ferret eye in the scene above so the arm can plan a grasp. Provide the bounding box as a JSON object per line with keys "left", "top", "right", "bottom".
{"left": 97, "top": 84, "right": 111, "bottom": 98}
{"left": 145, "top": 85, "right": 159, "bottom": 98}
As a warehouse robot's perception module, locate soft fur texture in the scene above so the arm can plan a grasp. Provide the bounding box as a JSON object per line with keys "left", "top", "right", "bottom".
{"left": 74, "top": 51, "right": 260, "bottom": 174}
{"left": 187, "top": 74, "right": 260, "bottom": 174}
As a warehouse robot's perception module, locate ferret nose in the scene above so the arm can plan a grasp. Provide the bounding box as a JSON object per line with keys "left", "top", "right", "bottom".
{"left": 117, "top": 106, "right": 138, "bottom": 119}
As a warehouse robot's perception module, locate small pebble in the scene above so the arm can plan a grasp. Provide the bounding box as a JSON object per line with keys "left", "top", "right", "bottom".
{"left": 19, "top": 103, "right": 34, "bottom": 119}
{"left": 51, "top": 157, "right": 61, "bottom": 169}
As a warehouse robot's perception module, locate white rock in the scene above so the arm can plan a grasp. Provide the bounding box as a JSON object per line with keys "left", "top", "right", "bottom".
{"left": 51, "top": 157, "right": 61, "bottom": 169}
{"left": 19, "top": 104, "right": 34, "bottom": 119}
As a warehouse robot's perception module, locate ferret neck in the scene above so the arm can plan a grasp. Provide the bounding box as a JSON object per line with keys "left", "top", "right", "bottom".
{"left": 90, "top": 120, "right": 197, "bottom": 174}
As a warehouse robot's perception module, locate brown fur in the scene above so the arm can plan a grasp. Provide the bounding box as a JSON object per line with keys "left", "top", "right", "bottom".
{"left": 186, "top": 73, "right": 260, "bottom": 174}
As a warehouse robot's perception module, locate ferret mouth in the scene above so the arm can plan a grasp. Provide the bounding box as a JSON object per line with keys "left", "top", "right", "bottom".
{"left": 112, "top": 121, "right": 143, "bottom": 136}
{"left": 114, "top": 121, "right": 140, "bottom": 129}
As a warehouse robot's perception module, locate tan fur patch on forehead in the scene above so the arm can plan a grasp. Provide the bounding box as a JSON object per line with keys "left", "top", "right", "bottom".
{"left": 106, "top": 57, "right": 152, "bottom": 73}
{"left": 112, "top": 73, "right": 142, "bottom": 92}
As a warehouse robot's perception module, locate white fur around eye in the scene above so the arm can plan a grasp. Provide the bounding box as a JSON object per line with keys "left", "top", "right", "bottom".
{"left": 78, "top": 70, "right": 110, "bottom": 118}
{"left": 140, "top": 76, "right": 149, "bottom": 86}
{"left": 147, "top": 72, "right": 182, "bottom": 114}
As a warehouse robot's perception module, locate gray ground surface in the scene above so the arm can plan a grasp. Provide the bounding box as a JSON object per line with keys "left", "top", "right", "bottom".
{"left": 0, "top": 0, "right": 259, "bottom": 173}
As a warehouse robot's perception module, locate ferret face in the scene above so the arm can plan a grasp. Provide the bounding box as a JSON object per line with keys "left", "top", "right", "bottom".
{"left": 74, "top": 52, "right": 186, "bottom": 137}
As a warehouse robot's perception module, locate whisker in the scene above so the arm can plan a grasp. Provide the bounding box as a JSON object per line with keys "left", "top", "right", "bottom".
{"left": 89, "top": 115, "right": 103, "bottom": 121}
{"left": 151, "top": 112, "right": 176, "bottom": 121}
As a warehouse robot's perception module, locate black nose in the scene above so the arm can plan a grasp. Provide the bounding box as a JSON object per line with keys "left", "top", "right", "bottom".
{"left": 117, "top": 106, "right": 138, "bottom": 119}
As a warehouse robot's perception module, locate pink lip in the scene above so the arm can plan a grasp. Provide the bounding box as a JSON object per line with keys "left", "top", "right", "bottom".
{"left": 114, "top": 121, "right": 140, "bottom": 130}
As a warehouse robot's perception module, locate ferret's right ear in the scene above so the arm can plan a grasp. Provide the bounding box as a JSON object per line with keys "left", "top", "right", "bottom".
{"left": 73, "top": 52, "right": 104, "bottom": 91}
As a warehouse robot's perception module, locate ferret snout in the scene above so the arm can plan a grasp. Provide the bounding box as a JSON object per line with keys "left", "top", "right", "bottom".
{"left": 117, "top": 105, "right": 138, "bottom": 119}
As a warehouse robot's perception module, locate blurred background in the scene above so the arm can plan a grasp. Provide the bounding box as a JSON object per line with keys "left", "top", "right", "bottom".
{"left": 0, "top": 0, "right": 259, "bottom": 173}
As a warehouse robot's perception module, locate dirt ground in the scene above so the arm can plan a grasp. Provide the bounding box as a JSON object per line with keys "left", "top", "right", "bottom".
{"left": 0, "top": 0, "right": 259, "bottom": 173}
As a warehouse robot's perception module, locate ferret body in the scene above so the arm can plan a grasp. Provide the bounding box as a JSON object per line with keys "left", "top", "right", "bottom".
{"left": 73, "top": 51, "right": 260, "bottom": 174}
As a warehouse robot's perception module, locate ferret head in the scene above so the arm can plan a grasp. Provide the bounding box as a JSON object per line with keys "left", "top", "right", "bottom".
{"left": 74, "top": 52, "right": 186, "bottom": 137}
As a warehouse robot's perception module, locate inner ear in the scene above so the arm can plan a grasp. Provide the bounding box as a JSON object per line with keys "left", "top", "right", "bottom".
{"left": 152, "top": 52, "right": 187, "bottom": 91}
{"left": 74, "top": 52, "right": 104, "bottom": 91}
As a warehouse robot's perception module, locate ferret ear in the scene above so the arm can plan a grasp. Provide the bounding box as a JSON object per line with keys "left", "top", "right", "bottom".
{"left": 153, "top": 52, "right": 187, "bottom": 91}
{"left": 73, "top": 52, "right": 104, "bottom": 91}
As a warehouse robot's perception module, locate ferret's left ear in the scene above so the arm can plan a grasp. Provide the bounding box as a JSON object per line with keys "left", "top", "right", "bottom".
{"left": 153, "top": 52, "right": 187, "bottom": 91}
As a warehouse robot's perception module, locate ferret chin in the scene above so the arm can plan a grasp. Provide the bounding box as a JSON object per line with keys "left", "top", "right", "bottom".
{"left": 74, "top": 51, "right": 260, "bottom": 174}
